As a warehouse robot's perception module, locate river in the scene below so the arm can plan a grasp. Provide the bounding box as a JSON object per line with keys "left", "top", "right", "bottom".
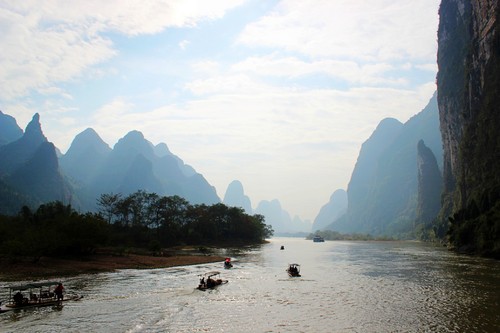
{"left": 1, "top": 238, "right": 499, "bottom": 332}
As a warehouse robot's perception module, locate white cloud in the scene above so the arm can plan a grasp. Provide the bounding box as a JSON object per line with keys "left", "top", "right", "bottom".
{"left": 237, "top": 0, "right": 439, "bottom": 61}
{"left": 0, "top": 0, "right": 441, "bottom": 221}
{"left": 231, "top": 54, "right": 409, "bottom": 86}
{"left": 179, "top": 39, "right": 190, "bottom": 50}
{"left": 0, "top": 0, "right": 246, "bottom": 100}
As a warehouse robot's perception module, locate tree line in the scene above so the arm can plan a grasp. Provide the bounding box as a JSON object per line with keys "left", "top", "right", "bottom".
{"left": 0, "top": 190, "right": 274, "bottom": 259}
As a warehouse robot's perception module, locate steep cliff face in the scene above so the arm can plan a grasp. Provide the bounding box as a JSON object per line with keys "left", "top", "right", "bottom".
{"left": 437, "top": 0, "right": 500, "bottom": 256}
{"left": 329, "top": 95, "right": 442, "bottom": 237}
{"left": 416, "top": 140, "right": 443, "bottom": 228}
{"left": 437, "top": 0, "right": 472, "bottom": 203}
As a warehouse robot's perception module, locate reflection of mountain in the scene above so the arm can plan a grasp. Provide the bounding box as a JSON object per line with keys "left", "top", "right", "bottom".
{"left": 327, "top": 94, "right": 442, "bottom": 237}
{"left": 60, "top": 129, "right": 220, "bottom": 212}
{"left": 0, "top": 114, "right": 72, "bottom": 215}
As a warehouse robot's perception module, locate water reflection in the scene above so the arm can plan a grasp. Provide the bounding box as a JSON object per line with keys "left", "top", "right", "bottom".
{"left": 1, "top": 238, "right": 499, "bottom": 332}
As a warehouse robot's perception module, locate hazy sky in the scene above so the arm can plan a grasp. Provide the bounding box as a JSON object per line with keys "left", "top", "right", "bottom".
{"left": 0, "top": 0, "right": 440, "bottom": 222}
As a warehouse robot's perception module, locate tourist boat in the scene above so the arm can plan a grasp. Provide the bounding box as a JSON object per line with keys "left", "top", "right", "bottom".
{"left": 313, "top": 235, "right": 325, "bottom": 242}
{"left": 224, "top": 258, "right": 233, "bottom": 269}
{"left": 286, "top": 263, "right": 301, "bottom": 277}
{"left": 197, "top": 271, "right": 228, "bottom": 290}
{"left": 0, "top": 281, "right": 82, "bottom": 313}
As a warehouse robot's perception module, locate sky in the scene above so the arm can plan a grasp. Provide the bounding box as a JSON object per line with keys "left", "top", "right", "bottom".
{"left": 0, "top": 0, "right": 440, "bottom": 222}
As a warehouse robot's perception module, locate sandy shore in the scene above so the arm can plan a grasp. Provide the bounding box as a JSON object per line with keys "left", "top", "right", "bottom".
{"left": 0, "top": 253, "right": 226, "bottom": 281}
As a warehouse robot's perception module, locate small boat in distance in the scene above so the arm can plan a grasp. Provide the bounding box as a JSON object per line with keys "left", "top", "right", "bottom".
{"left": 0, "top": 281, "right": 82, "bottom": 313}
{"left": 286, "top": 263, "right": 301, "bottom": 277}
{"left": 197, "top": 271, "right": 228, "bottom": 290}
{"left": 313, "top": 235, "right": 325, "bottom": 242}
{"left": 224, "top": 258, "right": 233, "bottom": 269}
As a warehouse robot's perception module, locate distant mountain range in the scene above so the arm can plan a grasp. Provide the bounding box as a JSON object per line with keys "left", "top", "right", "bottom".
{"left": 222, "top": 179, "right": 311, "bottom": 233}
{"left": 311, "top": 189, "right": 347, "bottom": 232}
{"left": 60, "top": 127, "right": 219, "bottom": 211}
{"left": 0, "top": 110, "right": 312, "bottom": 233}
{"left": 0, "top": 92, "right": 442, "bottom": 237}
{"left": 320, "top": 93, "right": 443, "bottom": 237}
{"left": 0, "top": 113, "right": 71, "bottom": 214}
{"left": 0, "top": 112, "right": 218, "bottom": 215}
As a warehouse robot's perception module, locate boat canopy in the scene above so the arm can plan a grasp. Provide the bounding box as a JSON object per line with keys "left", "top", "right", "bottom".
{"left": 7, "top": 281, "right": 61, "bottom": 291}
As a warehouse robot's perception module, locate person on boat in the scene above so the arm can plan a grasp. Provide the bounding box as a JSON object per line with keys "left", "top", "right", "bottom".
{"left": 54, "top": 283, "right": 64, "bottom": 301}
{"left": 224, "top": 258, "right": 232, "bottom": 268}
{"left": 13, "top": 291, "right": 23, "bottom": 306}
{"left": 199, "top": 277, "right": 206, "bottom": 288}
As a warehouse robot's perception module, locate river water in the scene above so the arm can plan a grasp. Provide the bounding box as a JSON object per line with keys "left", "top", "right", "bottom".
{"left": 1, "top": 237, "right": 499, "bottom": 332}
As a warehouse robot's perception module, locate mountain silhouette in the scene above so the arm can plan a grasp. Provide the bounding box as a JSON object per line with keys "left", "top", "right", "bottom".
{"left": 0, "top": 113, "right": 72, "bottom": 213}
{"left": 329, "top": 93, "right": 442, "bottom": 236}
{"left": 60, "top": 128, "right": 219, "bottom": 212}
{"left": 223, "top": 180, "right": 252, "bottom": 213}
{"left": 312, "top": 189, "right": 347, "bottom": 232}
{"left": 0, "top": 110, "right": 23, "bottom": 146}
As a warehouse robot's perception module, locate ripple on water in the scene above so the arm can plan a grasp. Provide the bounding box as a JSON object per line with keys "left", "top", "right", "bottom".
{"left": 1, "top": 239, "right": 499, "bottom": 333}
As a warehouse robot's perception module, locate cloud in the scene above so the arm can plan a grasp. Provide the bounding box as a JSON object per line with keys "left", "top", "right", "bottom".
{"left": 231, "top": 54, "right": 410, "bottom": 86}
{"left": 237, "top": 0, "right": 439, "bottom": 61}
{"left": 0, "top": 0, "right": 246, "bottom": 100}
{"left": 179, "top": 39, "right": 190, "bottom": 50}
{"left": 0, "top": 0, "right": 441, "bottom": 221}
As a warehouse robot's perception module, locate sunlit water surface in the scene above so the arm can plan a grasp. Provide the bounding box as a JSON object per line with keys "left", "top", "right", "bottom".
{"left": 1, "top": 238, "right": 499, "bottom": 332}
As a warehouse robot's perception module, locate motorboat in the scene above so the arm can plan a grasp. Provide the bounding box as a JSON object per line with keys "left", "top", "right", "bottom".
{"left": 313, "top": 235, "right": 325, "bottom": 242}
{"left": 224, "top": 258, "right": 233, "bottom": 269}
{"left": 197, "top": 271, "right": 228, "bottom": 290}
{"left": 0, "top": 281, "right": 82, "bottom": 313}
{"left": 286, "top": 263, "right": 301, "bottom": 277}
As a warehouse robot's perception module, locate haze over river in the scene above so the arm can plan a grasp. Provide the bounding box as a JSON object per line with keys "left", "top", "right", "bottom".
{"left": 1, "top": 238, "right": 499, "bottom": 332}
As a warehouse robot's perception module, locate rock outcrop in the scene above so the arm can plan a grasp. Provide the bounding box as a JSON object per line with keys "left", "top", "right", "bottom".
{"left": 416, "top": 140, "right": 443, "bottom": 227}
{"left": 437, "top": 0, "right": 500, "bottom": 256}
{"left": 328, "top": 94, "right": 442, "bottom": 237}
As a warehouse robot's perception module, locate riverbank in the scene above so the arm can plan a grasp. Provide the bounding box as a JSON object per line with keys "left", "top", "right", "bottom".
{"left": 0, "top": 251, "right": 226, "bottom": 281}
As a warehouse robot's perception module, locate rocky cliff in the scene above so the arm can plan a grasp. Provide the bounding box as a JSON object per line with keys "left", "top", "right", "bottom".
{"left": 437, "top": 0, "right": 500, "bottom": 257}
{"left": 416, "top": 140, "right": 442, "bottom": 230}
{"left": 328, "top": 94, "right": 442, "bottom": 237}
